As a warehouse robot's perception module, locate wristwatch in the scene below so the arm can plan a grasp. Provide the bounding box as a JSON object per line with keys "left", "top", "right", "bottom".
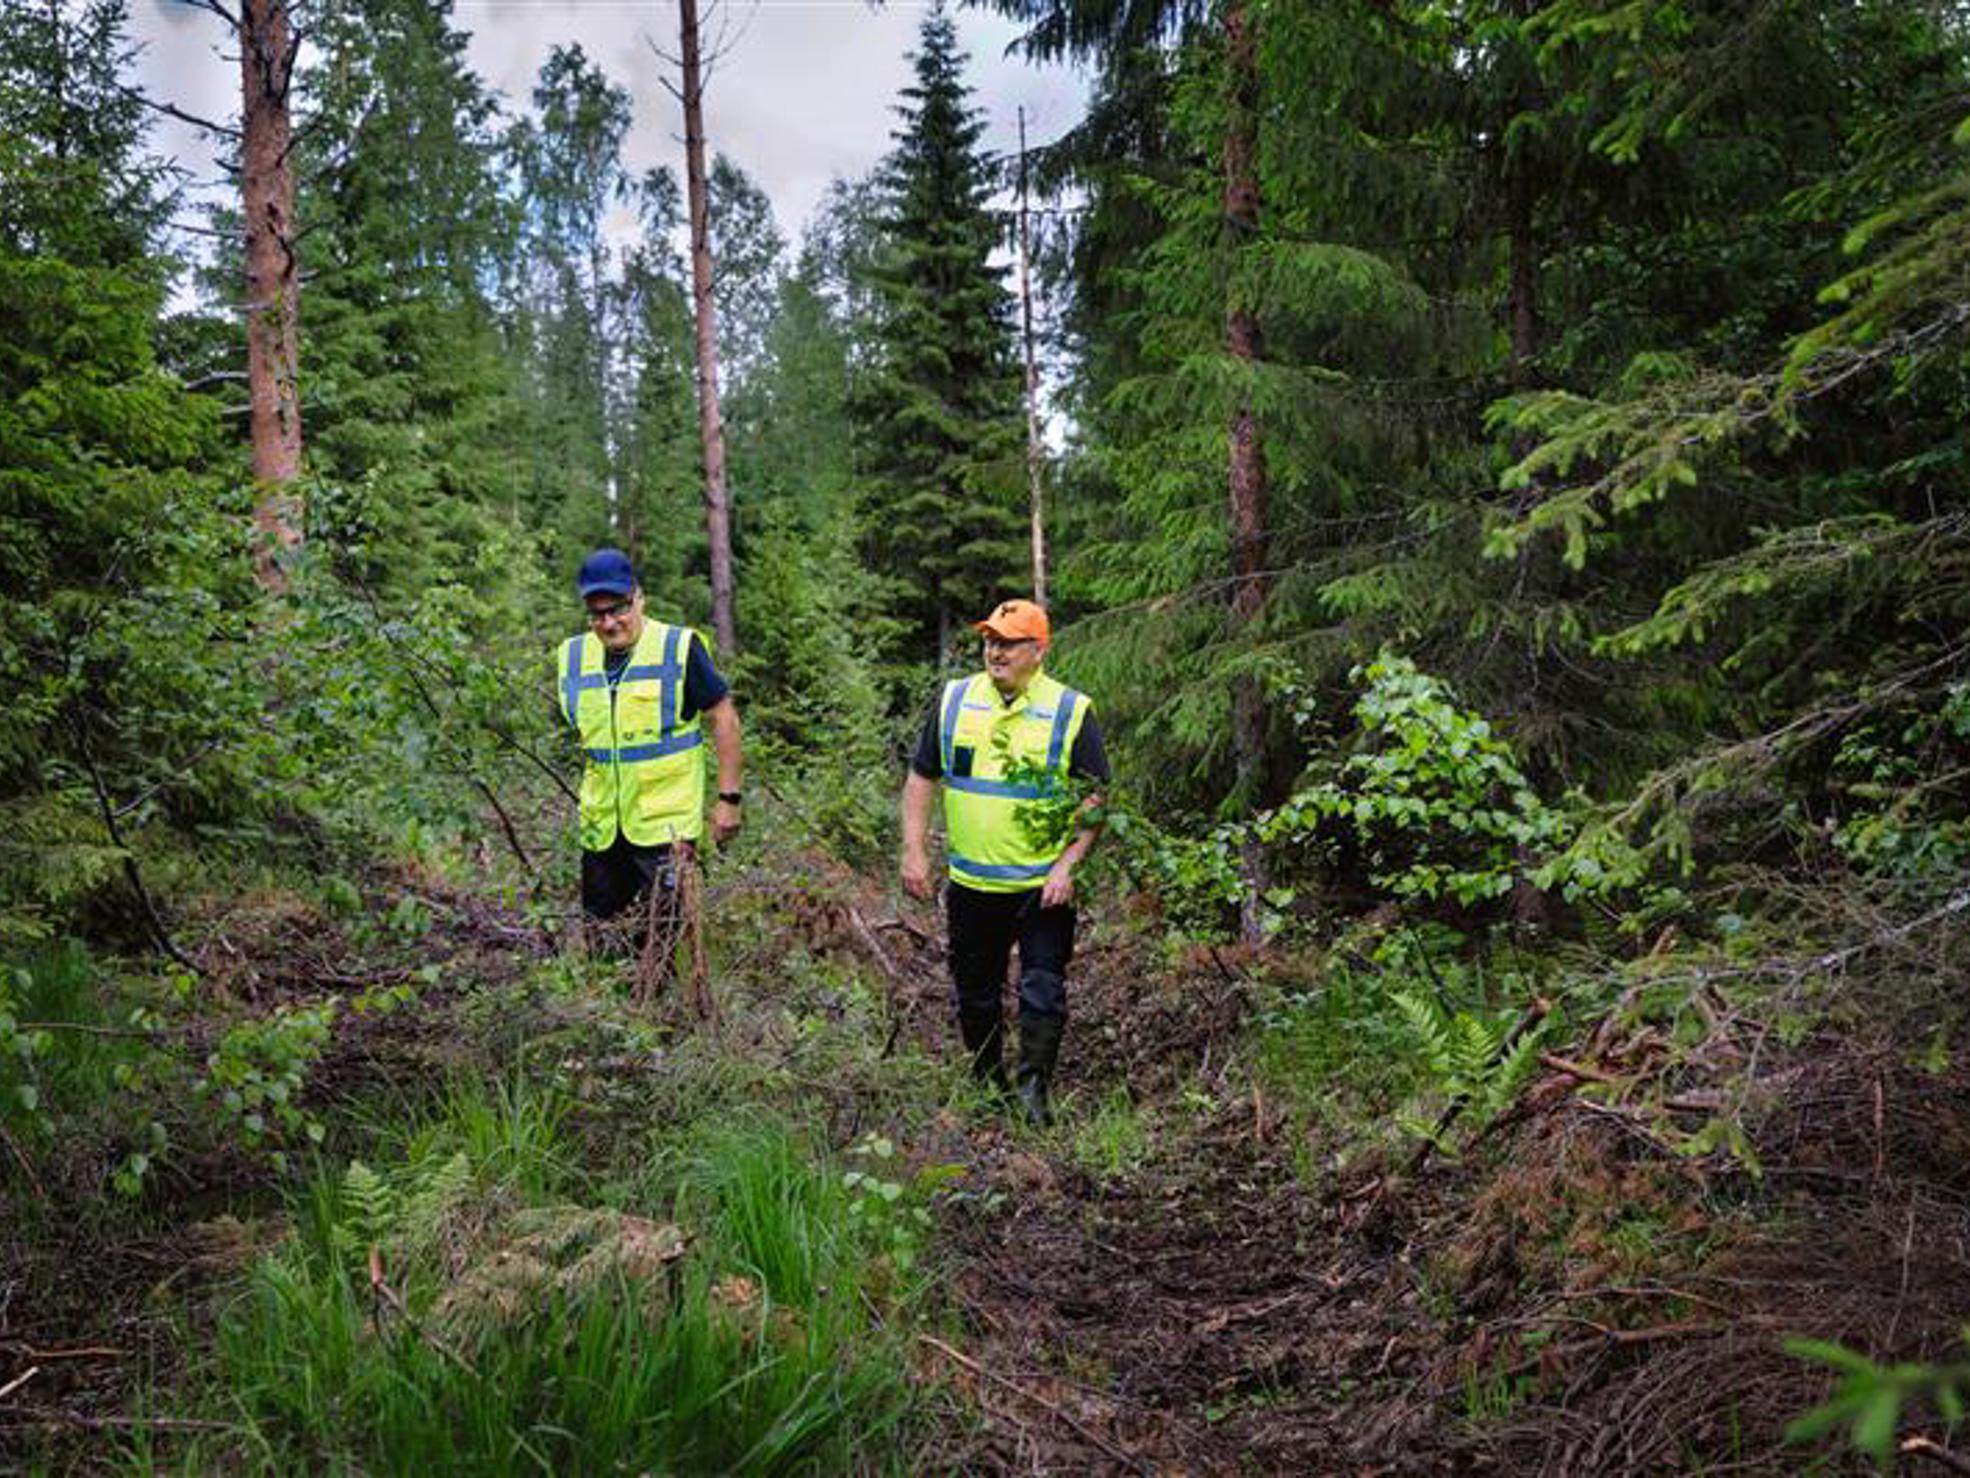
{"left": 718, "top": 791, "right": 743, "bottom": 805}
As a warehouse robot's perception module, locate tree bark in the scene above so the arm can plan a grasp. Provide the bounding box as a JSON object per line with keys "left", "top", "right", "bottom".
{"left": 1018, "top": 107, "right": 1048, "bottom": 607}
{"left": 241, "top": 0, "right": 303, "bottom": 588}
{"left": 678, "top": 0, "right": 737, "bottom": 658}
{"left": 1223, "top": 0, "right": 1270, "bottom": 945}
{"left": 1506, "top": 161, "right": 1538, "bottom": 385}
{"left": 1504, "top": 0, "right": 1541, "bottom": 388}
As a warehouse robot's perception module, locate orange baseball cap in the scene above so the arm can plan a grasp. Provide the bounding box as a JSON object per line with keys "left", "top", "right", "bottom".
{"left": 973, "top": 598, "right": 1050, "bottom": 646}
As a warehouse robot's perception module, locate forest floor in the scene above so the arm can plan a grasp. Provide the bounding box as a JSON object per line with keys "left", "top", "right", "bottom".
{"left": 4, "top": 850, "right": 1968, "bottom": 1473}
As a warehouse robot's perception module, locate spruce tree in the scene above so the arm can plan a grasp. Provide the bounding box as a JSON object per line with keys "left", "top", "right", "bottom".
{"left": 297, "top": 0, "right": 525, "bottom": 587}
{"left": 504, "top": 44, "right": 630, "bottom": 546}
{"left": 852, "top": 4, "right": 1025, "bottom": 656}
{"left": 0, "top": 0, "right": 242, "bottom": 941}
{"left": 615, "top": 167, "right": 705, "bottom": 615}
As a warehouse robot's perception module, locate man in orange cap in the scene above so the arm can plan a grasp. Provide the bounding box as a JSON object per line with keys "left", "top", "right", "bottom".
{"left": 900, "top": 599, "right": 1109, "bottom": 1124}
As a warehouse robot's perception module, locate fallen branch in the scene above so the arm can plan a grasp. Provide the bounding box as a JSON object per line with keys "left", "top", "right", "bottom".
{"left": 918, "top": 1334, "right": 1150, "bottom": 1475}
{"left": 1538, "top": 1052, "right": 1731, "bottom": 1115}
{"left": 0, "top": 1409, "right": 235, "bottom": 1433}
{"left": 15, "top": 1020, "right": 173, "bottom": 1040}
{"left": 0, "top": 1368, "right": 37, "bottom": 1402}
{"left": 1904, "top": 1436, "right": 1970, "bottom": 1475}
{"left": 844, "top": 903, "right": 910, "bottom": 1058}
{"left": 1480, "top": 1320, "right": 1726, "bottom": 1390}
{"left": 366, "top": 1246, "right": 473, "bottom": 1374}
{"left": 873, "top": 913, "right": 937, "bottom": 946}
{"left": 0, "top": 1122, "right": 47, "bottom": 1201}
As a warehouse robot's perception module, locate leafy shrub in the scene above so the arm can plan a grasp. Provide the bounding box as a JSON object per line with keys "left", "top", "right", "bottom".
{"left": 1259, "top": 654, "right": 1587, "bottom": 907}
{"left": 1786, "top": 1334, "right": 1970, "bottom": 1469}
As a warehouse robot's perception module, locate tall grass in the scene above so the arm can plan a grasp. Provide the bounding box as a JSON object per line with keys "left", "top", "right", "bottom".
{"left": 173, "top": 1096, "right": 926, "bottom": 1473}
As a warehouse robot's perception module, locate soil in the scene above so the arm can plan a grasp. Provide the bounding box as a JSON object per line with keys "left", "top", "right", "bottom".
{"left": 863, "top": 901, "right": 1970, "bottom": 1474}
{"left": 7, "top": 865, "right": 1970, "bottom": 1474}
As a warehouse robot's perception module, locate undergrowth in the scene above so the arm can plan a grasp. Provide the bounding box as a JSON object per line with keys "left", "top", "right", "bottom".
{"left": 158, "top": 1084, "right": 935, "bottom": 1473}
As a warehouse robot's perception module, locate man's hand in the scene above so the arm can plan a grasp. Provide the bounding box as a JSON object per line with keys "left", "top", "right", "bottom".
{"left": 901, "top": 845, "right": 934, "bottom": 901}
{"left": 712, "top": 799, "right": 742, "bottom": 845}
{"left": 1040, "top": 858, "right": 1075, "bottom": 909}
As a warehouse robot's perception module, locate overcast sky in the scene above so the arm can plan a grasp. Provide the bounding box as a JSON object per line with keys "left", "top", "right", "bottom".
{"left": 130, "top": 0, "right": 1089, "bottom": 251}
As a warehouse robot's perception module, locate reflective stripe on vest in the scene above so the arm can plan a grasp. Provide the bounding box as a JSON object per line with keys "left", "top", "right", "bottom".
{"left": 938, "top": 669, "right": 1090, "bottom": 894}
{"left": 558, "top": 622, "right": 706, "bottom": 850}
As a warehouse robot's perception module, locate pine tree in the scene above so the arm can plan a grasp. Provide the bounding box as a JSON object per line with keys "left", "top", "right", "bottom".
{"left": 851, "top": 4, "right": 1026, "bottom": 656}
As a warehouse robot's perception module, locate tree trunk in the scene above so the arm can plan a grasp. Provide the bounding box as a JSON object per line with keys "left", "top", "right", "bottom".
{"left": 678, "top": 0, "right": 737, "bottom": 658}
{"left": 1503, "top": 5, "right": 1557, "bottom": 931}
{"left": 1507, "top": 167, "right": 1538, "bottom": 385}
{"left": 1223, "top": 0, "right": 1270, "bottom": 945}
{"left": 241, "top": 0, "right": 302, "bottom": 589}
{"left": 1018, "top": 107, "right": 1048, "bottom": 607}
{"left": 1504, "top": 28, "right": 1540, "bottom": 389}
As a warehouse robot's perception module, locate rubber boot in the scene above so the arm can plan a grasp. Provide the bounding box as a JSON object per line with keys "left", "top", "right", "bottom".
{"left": 957, "top": 1010, "right": 1009, "bottom": 1096}
{"left": 1014, "top": 1014, "right": 1065, "bottom": 1127}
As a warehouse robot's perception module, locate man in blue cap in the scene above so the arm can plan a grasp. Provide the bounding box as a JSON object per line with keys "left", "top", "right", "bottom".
{"left": 556, "top": 549, "right": 743, "bottom": 969}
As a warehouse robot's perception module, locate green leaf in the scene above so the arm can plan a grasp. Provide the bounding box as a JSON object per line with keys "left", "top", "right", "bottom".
{"left": 1784, "top": 1339, "right": 1877, "bottom": 1376}
{"left": 1852, "top": 1385, "right": 1902, "bottom": 1459}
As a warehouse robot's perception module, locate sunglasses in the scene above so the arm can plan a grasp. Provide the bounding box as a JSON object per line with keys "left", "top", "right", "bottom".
{"left": 587, "top": 598, "right": 634, "bottom": 623}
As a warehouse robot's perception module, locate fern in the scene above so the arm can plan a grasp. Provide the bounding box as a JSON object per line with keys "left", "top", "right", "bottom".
{"left": 1393, "top": 988, "right": 1456, "bottom": 1081}
{"left": 340, "top": 1160, "right": 396, "bottom": 1256}
{"left": 1393, "top": 987, "right": 1548, "bottom": 1145}
{"left": 1452, "top": 1012, "right": 1504, "bottom": 1094}
{"left": 399, "top": 1151, "right": 474, "bottom": 1249}
{"left": 1486, "top": 1024, "right": 1547, "bottom": 1119}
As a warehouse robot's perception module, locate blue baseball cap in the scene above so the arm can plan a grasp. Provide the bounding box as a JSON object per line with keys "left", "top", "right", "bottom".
{"left": 577, "top": 548, "right": 637, "bottom": 598}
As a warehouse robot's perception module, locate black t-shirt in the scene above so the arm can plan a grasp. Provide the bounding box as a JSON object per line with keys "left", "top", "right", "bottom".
{"left": 603, "top": 630, "right": 728, "bottom": 719}
{"left": 909, "top": 683, "right": 1109, "bottom": 783}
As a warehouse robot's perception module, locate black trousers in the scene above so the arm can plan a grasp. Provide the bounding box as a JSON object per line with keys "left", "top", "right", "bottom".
{"left": 581, "top": 837, "right": 683, "bottom": 953}
{"left": 947, "top": 881, "right": 1075, "bottom": 1023}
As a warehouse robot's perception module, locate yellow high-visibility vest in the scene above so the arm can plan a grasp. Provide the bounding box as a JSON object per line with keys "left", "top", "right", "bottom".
{"left": 557, "top": 622, "right": 705, "bottom": 850}
{"left": 938, "top": 669, "right": 1091, "bottom": 893}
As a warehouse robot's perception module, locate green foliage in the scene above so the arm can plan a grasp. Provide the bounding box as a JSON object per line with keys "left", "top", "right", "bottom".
{"left": 1258, "top": 655, "right": 1622, "bottom": 909}
{"left": 1826, "top": 683, "right": 1970, "bottom": 883}
{"left": 200, "top": 1109, "right": 923, "bottom": 1474}
{"left": 299, "top": 0, "right": 529, "bottom": 563}
{"left": 734, "top": 508, "right": 901, "bottom": 866}
{"left": 1785, "top": 1334, "right": 1970, "bottom": 1469}
{"left": 0, "top": 943, "right": 150, "bottom": 1155}
{"left": 196, "top": 999, "right": 337, "bottom": 1156}
{"left": 1390, "top": 986, "right": 1545, "bottom": 1148}
{"left": 1066, "top": 1086, "right": 1153, "bottom": 1180}
{"left": 840, "top": 1133, "right": 963, "bottom": 1276}
{"left": 270, "top": 543, "right": 565, "bottom": 859}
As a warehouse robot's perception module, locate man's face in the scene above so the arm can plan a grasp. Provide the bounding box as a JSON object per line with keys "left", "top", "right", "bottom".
{"left": 586, "top": 587, "right": 645, "bottom": 653}
{"left": 983, "top": 633, "right": 1044, "bottom": 694}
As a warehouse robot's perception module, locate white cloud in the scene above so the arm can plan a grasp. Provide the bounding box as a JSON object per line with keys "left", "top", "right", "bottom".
{"left": 129, "top": 0, "right": 1088, "bottom": 253}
